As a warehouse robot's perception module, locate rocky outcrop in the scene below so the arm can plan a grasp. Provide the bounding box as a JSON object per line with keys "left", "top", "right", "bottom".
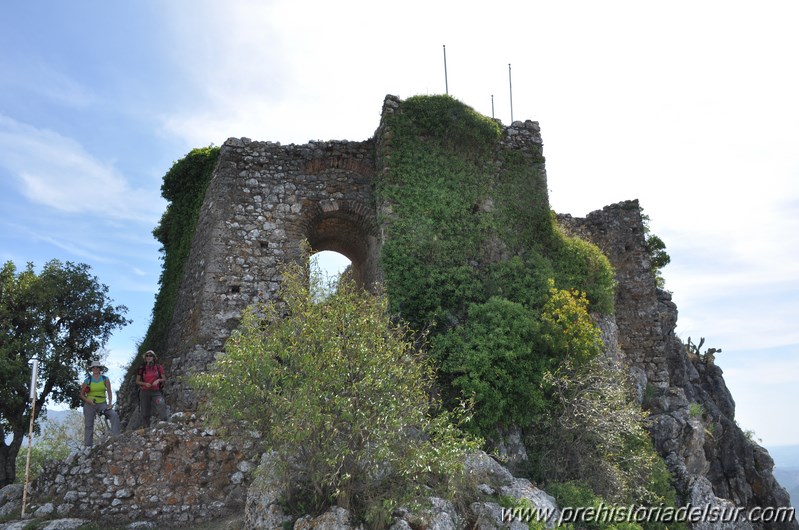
{"left": 559, "top": 201, "right": 797, "bottom": 530}
{"left": 243, "top": 450, "right": 559, "bottom": 530}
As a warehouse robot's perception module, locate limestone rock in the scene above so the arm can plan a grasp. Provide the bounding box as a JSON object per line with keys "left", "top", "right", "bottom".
{"left": 243, "top": 452, "right": 292, "bottom": 530}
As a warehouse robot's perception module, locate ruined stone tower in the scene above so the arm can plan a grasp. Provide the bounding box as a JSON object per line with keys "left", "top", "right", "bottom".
{"left": 163, "top": 136, "right": 380, "bottom": 410}
{"left": 157, "top": 94, "right": 547, "bottom": 410}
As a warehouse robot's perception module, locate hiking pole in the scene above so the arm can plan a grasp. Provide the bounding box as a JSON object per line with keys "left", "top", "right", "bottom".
{"left": 21, "top": 359, "right": 39, "bottom": 517}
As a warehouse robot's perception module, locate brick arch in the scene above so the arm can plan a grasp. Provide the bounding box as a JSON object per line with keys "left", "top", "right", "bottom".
{"left": 298, "top": 199, "right": 381, "bottom": 289}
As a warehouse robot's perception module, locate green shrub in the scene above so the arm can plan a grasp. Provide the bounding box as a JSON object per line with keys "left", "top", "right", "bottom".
{"left": 15, "top": 410, "right": 83, "bottom": 483}
{"left": 688, "top": 402, "right": 704, "bottom": 419}
{"left": 547, "top": 480, "right": 643, "bottom": 530}
{"left": 433, "top": 281, "right": 602, "bottom": 437}
{"left": 433, "top": 297, "right": 550, "bottom": 434}
{"left": 191, "top": 258, "right": 480, "bottom": 527}
{"left": 550, "top": 227, "right": 616, "bottom": 315}
{"left": 527, "top": 355, "right": 667, "bottom": 505}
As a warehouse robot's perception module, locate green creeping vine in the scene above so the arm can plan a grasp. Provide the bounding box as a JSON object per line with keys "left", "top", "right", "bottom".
{"left": 377, "top": 95, "right": 614, "bottom": 337}
{"left": 125, "top": 146, "right": 219, "bottom": 382}
{"left": 375, "top": 96, "right": 678, "bottom": 510}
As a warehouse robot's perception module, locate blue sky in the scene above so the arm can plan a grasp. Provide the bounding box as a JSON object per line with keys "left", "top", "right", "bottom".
{"left": 2, "top": 1, "right": 797, "bottom": 449}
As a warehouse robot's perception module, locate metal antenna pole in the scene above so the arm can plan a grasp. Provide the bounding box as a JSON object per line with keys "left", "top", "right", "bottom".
{"left": 508, "top": 63, "right": 514, "bottom": 123}
{"left": 491, "top": 95, "right": 495, "bottom": 118}
{"left": 443, "top": 45, "right": 449, "bottom": 95}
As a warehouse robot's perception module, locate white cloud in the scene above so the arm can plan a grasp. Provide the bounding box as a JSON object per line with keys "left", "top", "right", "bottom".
{"left": 0, "top": 115, "right": 164, "bottom": 223}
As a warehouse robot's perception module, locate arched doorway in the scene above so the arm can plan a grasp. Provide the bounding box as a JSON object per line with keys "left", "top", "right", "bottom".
{"left": 300, "top": 200, "right": 381, "bottom": 291}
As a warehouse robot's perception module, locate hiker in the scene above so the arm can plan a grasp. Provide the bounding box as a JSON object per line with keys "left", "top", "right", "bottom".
{"left": 80, "top": 360, "right": 121, "bottom": 446}
{"left": 136, "top": 350, "right": 168, "bottom": 427}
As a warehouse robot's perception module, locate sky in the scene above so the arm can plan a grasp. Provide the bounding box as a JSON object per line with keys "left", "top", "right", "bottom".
{"left": 1, "top": 2, "right": 797, "bottom": 450}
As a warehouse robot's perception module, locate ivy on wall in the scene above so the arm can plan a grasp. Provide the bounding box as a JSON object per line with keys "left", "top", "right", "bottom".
{"left": 374, "top": 94, "right": 678, "bottom": 512}
{"left": 376, "top": 94, "right": 614, "bottom": 335}
{"left": 128, "top": 146, "right": 219, "bottom": 374}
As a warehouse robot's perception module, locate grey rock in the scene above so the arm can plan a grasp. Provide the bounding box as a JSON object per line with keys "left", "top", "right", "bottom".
{"left": 39, "top": 519, "right": 92, "bottom": 530}
{"left": 0, "top": 500, "right": 21, "bottom": 518}
{"left": 294, "top": 506, "right": 354, "bottom": 530}
{"left": 243, "top": 452, "right": 292, "bottom": 530}
{"left": 470, "top": 501, "right": 528, "bottom": 530}
{"left": 464, "top": 451, "right": 514, "bottom": 489}
{"left": 0, "top": 484, "right": 23, "bottom": 505}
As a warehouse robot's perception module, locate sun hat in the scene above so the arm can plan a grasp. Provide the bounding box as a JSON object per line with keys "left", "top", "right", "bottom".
{"left": 88, "top": 360, "right": 107, "bottom": 372}
{"left": 144, "top": 350, "right": 157, "bottom": 360}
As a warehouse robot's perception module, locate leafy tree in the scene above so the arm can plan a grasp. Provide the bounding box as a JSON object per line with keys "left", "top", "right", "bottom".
{"left": 0, "top": 260, "right": 129, "bottom": 487}
{"left": 641, "top": 210, "right": 671, "bottom": 288}
{"left": 191, "top": 259, "right": 480, "bottom": 527}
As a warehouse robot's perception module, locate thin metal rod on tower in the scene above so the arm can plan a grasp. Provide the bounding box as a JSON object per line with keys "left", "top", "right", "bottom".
{"left": 491, "top": 95, "right": 495, "bottom": 118}
{"left": 443, "top": 45, "right": 449, "bottom": 95}
{"left": 508, "top": 63, "right": 514, "bottom": 123}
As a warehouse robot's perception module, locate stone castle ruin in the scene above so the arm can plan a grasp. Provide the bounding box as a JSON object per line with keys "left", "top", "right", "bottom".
{"left": 152, "top": 94, "right": 552, "bottom": 413}
{"left": 23, "top": 95, "right": 795, "bottom": 528}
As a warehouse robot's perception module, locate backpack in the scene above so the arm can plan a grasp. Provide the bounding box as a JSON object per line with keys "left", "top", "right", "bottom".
{"left": 83, "top": 374, "right": 109, "bottom": 386}
{"left": 137, "top": 364, "right": 164, "bottom": 390}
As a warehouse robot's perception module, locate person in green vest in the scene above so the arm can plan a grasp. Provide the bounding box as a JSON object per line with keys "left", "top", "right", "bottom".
{"left": 80, "top": 360, "right": 121, "bottom": 446}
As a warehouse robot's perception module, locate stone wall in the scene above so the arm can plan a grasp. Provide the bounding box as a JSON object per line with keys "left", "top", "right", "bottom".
{"left": 29, "top": 413, "right": 261, "bottom": 526}
{"left": 123, "top": 137, "right": 381, "bottom": 419}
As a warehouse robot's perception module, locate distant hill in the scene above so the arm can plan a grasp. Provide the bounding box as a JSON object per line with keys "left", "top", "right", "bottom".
{"left": 768, "top": 445, "right": 799, "bottom": 506}
{"left": 4, "top": 408, "right": 79, "bottom": 446}
{"left": 768, "top": 445, "right": 799, "bottom": 468}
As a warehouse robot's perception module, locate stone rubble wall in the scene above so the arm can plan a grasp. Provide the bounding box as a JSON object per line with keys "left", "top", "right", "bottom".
{"left": 27, "top": 413, "right": 261, "bottom": 526}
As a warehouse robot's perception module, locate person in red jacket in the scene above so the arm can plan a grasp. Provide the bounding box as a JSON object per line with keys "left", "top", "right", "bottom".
{"left": 135, "top": 350, "right": 167, "bottom": 427}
